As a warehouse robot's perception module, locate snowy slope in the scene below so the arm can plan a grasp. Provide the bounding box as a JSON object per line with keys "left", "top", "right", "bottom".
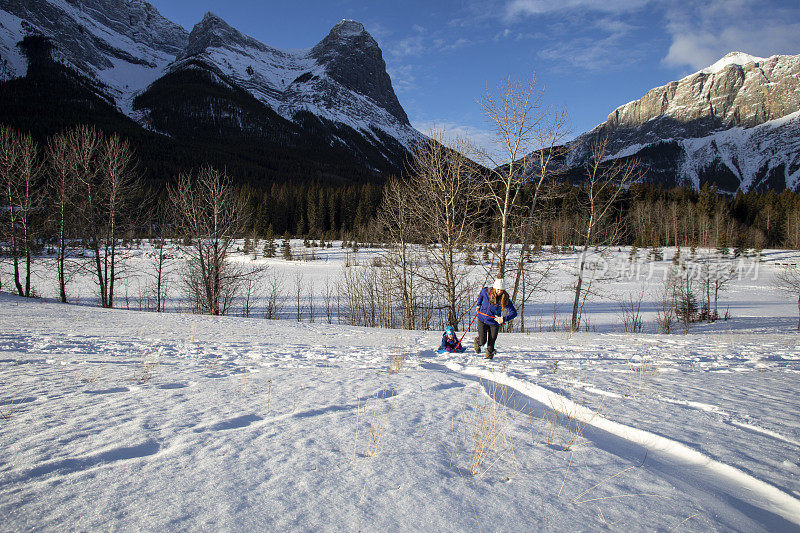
{"left": 678, "top": 110, "right": 800, "bottom": 190}
{"left": 2, "top": 262, "right": 800, "bottom": 530}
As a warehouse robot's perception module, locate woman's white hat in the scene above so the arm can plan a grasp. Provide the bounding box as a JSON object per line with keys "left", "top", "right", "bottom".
{"left": 492, "top": 277, "right": 504, "bottom": 291}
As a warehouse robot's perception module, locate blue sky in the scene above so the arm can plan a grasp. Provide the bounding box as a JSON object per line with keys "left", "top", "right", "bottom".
{"left": 147, "top": 0, "right": 800, "bottom": 148}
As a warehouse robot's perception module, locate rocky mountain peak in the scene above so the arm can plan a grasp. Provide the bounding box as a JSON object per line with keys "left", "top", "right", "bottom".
{"left": 183, "top": 11, "right": 277, "bottom": 59}
{"left": 604, "top": 52, "right": 800, "bottom": 134}
{"left": 310, "top": 19, "right": 408, "bottom": 125}
{"left": 701, "top": 51, "right": 764, "bottom": 74}
{"left": 327, "top": 20, "right": 370, "bottom": 40}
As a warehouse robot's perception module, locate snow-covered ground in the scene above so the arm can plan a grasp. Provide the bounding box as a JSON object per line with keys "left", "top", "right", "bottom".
{"left": 2, "top": 246, "right": 800, "bottom": 531}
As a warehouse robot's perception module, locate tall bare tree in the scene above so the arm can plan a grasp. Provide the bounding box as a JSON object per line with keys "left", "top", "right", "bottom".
{"left": 46, "top": 131, "right": 79, "bottom": 303}
{"left": 145, "top": 200, "right": 174, "bottom": 313}
{"left": 70, "top": 127, "right": 138, "bottom": 308}
{"left": 1, "top": 126, "right": 24, "bottom": 296}
{"left": 479, "top": 75, "right": 549, "bottom": 278}
{"left": 377, "top": 176, "right": 419, "bottom": 329}
{"left": 570, "top": 134, "right": 643, "bottom": 331}
{"left": 404, "top": 129, "right": 483, "bottom": 328}
{"left": 169, "top": 165, "right": 247, "bottom": 315}
{"left": 97, "top": 133, "right": 139, "bottom": 307}
{"left": 0, "top": 126, "right": 42, "bottom": 297}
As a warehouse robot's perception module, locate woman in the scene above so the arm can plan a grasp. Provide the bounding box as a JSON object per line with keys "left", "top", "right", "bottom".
{"left": 474, "top": 275, "right": 517, "bottom": 359}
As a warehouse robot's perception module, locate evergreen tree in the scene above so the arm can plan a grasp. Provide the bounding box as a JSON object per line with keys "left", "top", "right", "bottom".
{"left": 281, "top": 237, "right": 292, "bottom": 260}
{"left": 649, "top": 241, "right": 663, "bottom": 261}
{"left": 717, "top": 233, "right": 730, "bottom": 258}
{"left": 262, "top": 226, "right": 277, "bottom": 258}
{"left": 465, "top": 246, "right": 476, "bottom": 266}
{"left": 733, "top": 232, "right": 747, "bottom": 258}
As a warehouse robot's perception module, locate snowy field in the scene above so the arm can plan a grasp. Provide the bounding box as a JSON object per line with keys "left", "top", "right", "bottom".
{"left": 2, "top": 246, "right": 800, "bottom": 531}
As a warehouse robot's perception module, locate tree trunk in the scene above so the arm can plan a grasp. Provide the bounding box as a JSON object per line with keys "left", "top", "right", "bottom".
{"left": 93, "top": 244, "right": 108, "bottom": 308}
{"left": 13, "top": 254, "right": 23, "bottom": 296}
{"left": 25, "top": 249, "right": 31, "bottom": 297}
{"left": 109, "top": 239, "right": 116, "bottom": 308}
{"left": 58, "top": 226, "right": 67, "bottom": 303}
{"left": 571, "top": 247, "right": 587, "bottom": 332}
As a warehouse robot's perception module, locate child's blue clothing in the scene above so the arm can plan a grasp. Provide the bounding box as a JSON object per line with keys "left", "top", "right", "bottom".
{"left": 438, "top": 330, "right": 465, "bottom": 353}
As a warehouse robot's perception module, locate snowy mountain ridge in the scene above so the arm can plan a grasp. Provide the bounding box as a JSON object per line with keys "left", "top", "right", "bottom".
{"left": 171, "top": 15, "right": 418, "bottom": 150}
{"left": 564, "top": 51, "right": 800, "bottom": 191}
{"left": 0, "top": 0, "right": 188, "bottom": 113}
{"left": 0, "top": 0, "right": 421, "bottom": 168}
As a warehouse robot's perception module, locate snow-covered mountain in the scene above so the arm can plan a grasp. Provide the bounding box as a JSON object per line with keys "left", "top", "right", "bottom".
{"left": 0, "top": 0, "right": 188, "bottom": 112}
{"left": 565, "top": 52, "right": 800, "bottom": 191}
{"left": 155, "top": 14, "right": 418, "bottom": 150}
{"left": 0, "top": 0, "right": 421, "bottom": 179}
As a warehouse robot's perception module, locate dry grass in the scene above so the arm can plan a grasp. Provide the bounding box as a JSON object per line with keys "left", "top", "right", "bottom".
{"left": 0, "top": 398, "right": 14, "bottom": 422}
{"left": 461, "top": 381, "right": 519, "bottom": 477}
{"left": 528, "top": 392, "right": 602, "bottom": 453}
{"left": 388, "top": 347, "right": 406, "bottom": 374}
{"left": 353, "top": 389, "right": 394, "bottom": 460}
{"left": 624, "top": 354, "right": 659, "bottom": 399}
{"left": 134, "top": 351, "right": 161, "bottom": 385}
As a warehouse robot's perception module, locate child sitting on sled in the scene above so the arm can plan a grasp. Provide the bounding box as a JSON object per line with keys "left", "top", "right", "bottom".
{"left": 438, "top": 326, "right": 466, "bottom": 353}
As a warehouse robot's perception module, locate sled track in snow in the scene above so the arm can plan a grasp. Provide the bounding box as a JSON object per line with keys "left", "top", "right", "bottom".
{"left": 433, "top": 360, "right": 800, "bottom": 531}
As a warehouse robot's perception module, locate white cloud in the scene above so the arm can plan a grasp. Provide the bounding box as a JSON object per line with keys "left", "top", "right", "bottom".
{"left": 389, "top": 32, "right": 472, "bottom": 58}
{"left": 391, "top": 35, "right": 426, "bottom": 57}
{"left": 364, "top": 22, "right": 392, "bottom": 43}
{"left": 662, "top": 1, "right": 800, "bottom": 71}
{"left": 504, "top": 0, "right": 649, "bottom": 20}
{"left": 535, "top": 16, "right": 641, "bottom": 71}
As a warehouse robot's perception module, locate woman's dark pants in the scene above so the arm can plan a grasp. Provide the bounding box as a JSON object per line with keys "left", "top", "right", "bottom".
{"left": 476, "top": 321, "right": 499, "bottom": 356}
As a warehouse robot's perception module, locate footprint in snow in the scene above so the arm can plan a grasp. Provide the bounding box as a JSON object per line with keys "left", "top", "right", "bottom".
{"left": 200, "top": 414, "right": 264, "bottom": 432}
{"left": 157, "top": 383, "right": 188, "bottom": 390}
{"left": 83, "top": 387, "right": 129, "bottom": 395}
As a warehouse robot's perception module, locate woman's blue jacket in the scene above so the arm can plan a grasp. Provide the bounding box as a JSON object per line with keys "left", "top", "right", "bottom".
{"left": 476, "top": 287, "right": 517, "bottom": 326}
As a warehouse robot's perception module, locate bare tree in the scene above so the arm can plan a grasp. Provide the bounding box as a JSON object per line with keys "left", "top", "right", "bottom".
{"left": 169, "top": 165, "right": 247, "bottom": 315}
{"left": 479, "top": 75, "right": 567, "bottom": 281}
{"left": 95, "top": 133, "right": 139, "bottom": 308}
{"left": 509, "top": 107, "right": 569, "bottom": 307}
{"left": 294, "top": 270, "right": 304, "bottom": 321}
{"left": 66, "top": 126, "right": 139, "bottom": 308}
{"left": 377, "top": 177, "right": 419, "bottom": 329}
{"left": 0, "top": 126, "right": 42, "bottom": 297}
{"left": 46, "top": 130, "right": 79, "bottom": 303}
{"left": 570, "top": 134, "right": 643, "bottom": 331}
{"left": 264, "top": 269, "right": 283, "bottom": 320}
{"left": 404, "top": 129, "right": 483, "bottom": 328}
{"left": 774, "top": 265, "right": 800, "bottom": 330}
{"left": 697, "top": 251, "right": 735, "bottom": 322}
{"left": 145, "top": 201, "right": 174, "bottom": 312}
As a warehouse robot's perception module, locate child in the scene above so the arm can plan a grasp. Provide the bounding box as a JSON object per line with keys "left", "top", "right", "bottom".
{"left": 438, "top": 326, "right": 465, "bottom": 353}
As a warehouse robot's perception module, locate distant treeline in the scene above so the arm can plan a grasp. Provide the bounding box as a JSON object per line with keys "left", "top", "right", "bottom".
{"left": 230, "top": 181, "right": 800, "bottom": 251}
